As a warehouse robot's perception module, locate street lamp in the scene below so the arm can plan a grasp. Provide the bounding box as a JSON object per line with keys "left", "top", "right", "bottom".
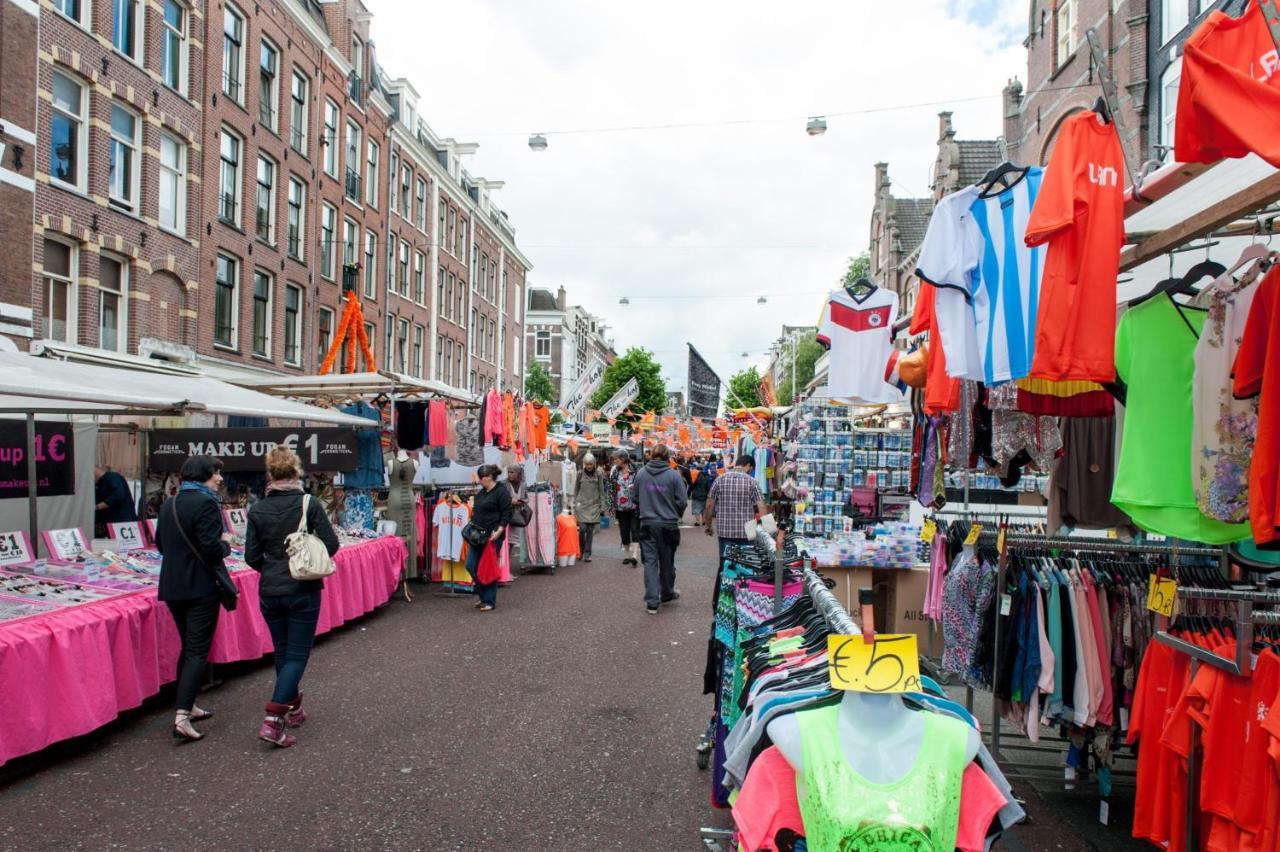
{"left": 806, "top": 116, "right": 828, "bottom": 136}
{"left": 757, "top": 296, "right": 767, "bottom": 305}
{"left": 618, "top": 297, "right": 630, "bottom": 306}
{"left": 528, "top": 133, "right": 548, "bottom": 152}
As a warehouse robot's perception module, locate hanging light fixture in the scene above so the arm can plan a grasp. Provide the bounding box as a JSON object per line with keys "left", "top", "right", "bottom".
{"left": 528, "top": 133, "right": 548, "bottom": 152}
{"left": 806, "top": 116, "right": 828, "bottom": 136}
{"left": 757, "top": 296, "right": 768, "bottom": 304}
{"left": 619, "top": 297, "right": 630, "bottom": 305}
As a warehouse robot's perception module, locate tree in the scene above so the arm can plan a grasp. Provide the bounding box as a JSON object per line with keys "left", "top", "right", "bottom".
{"left": 724, "top": 366, "right": 764, "bottom": 414}
{"left": 778, "top": 336, "right": 825, "bottom": 405}
{"left": 589, "top": 347, "right": 666, "bottom": 424}
{"left": 840, "top": 252, "right": 871, "bottom": 288}
{"left": 524, "top": 362, "right": 557, "bottom": 405}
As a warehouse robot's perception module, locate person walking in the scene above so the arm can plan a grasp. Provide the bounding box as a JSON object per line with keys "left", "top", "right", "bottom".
{"left": 574, "top": 453, "right": 607, "bottom": 562}
{"left": 155, "top": 455, "right": 232, "bottom": 742}
{"left": 689, "top": 459, "right": 716, "bottom": 526}
{"left": 467, "top": 464, "right": 512, "bottom": 612}
{"left": 704, "top": 454, "right": 768, "bottom": 559}
{"left": 608, "top": 450, "right": 640, "bottom": 566}
{"left": 636, "top": 443, "right": 688, "bottom": 614}
{"left": 244, "top": 447, "right": 340, "bottom": 748}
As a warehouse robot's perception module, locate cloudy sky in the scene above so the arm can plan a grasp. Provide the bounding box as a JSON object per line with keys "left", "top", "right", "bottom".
{"left": 366, "top": 0, "right": 1026, "bottom": 391}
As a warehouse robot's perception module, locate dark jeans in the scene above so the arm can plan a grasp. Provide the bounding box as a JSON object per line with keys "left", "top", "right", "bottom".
{"left": 465, "top": 539, "right": 499, "bottom": 607}
{"left": 640, "top": 522, "right": 680, "bottom": 608}
{"left": 166, "top": 597, "right": 220, "bottom": 711}
{"left": 578, "top": 521, "right": 597, "bottom": 556}
{"left": 616, "top": 510, "right": 640, "bottom": 546}
{"left": 260, "top": 590, "right": 323, "bottom": 704}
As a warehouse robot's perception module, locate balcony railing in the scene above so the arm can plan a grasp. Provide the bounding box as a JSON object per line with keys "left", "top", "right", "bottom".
{"left": 220, "top": 192, "right": 237, "bottom": 223}
{"left": 344, "top": 168, "right": 361, "bottom": 202}
{"left": 288, "top": 229, "right": 302, "bottom": 259}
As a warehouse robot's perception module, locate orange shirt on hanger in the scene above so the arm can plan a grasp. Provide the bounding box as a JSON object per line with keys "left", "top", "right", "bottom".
{"left": 1024, "top": 110, "right": 1126, "bottom": 383}
{"left": 528, "top": 403, "right": 550, "bottom": 451}
{"left": 908, "top": 284, "right": 960, "bottom": 413}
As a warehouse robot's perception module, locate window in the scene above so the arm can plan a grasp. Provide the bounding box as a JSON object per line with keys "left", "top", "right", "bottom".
{"left": 284, "top": 284, "right": 302, "bottom": 365}
{"left": 456, "top": 274, "right": 464, "bottom": 318}
{"left": 363, "top": 230, "right": 377, "bottom": 298}
{"left": 290, "top": 71, "right": 309, "bottom": 154}
{"left": 489, "top": 322, "right": 496, "bottom": 365}
{"left": 52, "top": 0, "right": 84, "bottom": 25}
{"left": 345, "top": 121, "right": 361, "bottom": 201}
{"left": 259, "top": 40, "right": 279, "bottom": 130}
{"left": 439, "top": 204, "right": 447, "bottom": 253}
{"left": 399, "top": 241, "right": 410, "bottom": 296}
{"left": 396, "top": 318, "right": 409, "bottom": 373}
{"left": 437, "top": 268, "right": 445, "bottom": 315}
{"left": 158, "top": 134, "right": 186, "bottom": 234}
{"left": 415, "top": 178, "right": 427, "bottom": 230}
{"left": 413, "top": 324, "right": 424, "bottom": 377}
{"left": 1163, "top": 0, "right": 1189, "bottom": 45}
{"left": 107, "top": 103, "right": 139, "bottom": 212}
{"left": 223, "top": 5, "right": 245, "bottom": 104}
{"left": 219, "top": 128, "right": 242, "bottom": 224}
{"left": 456, "top": 346, "right": 463, "bottom": 388}
{"left": 535, "top": 331, "right": 550, "bottom": 358}
{"left": 447, "top": 208, "right": 456, "bottom": 257}
{"left": 214, "top": 254, "right": 238, "bottom": 348}
{"left": 469, "top": 371, "right": 476, "bottom": 393}
{"left": 389, "top": 153, "right": 399, "bottom": 214}
{"left": 1054, "top": 0, "right": 1076, "bottom": 68}
{"left": 400, "top": 166, "right": 411, "bottom": 214}
{"left": 342, "top": 218, "right": 357, "bottom": 267}
{"left": 446, "top": 273, "right": 454, "bottom": 322}
{"left": 322, "top": 99, "right": 338, "bottom": 176}
{"left": 435, "top": 337, "right": 443, "bottom": 380}
{"left": 445, "top": 338, "right": 453, "bottom": 384}
{"left": 414, "top": 251, "right": 425, "bottom": 304}
{"left": 287, "top": 177, "right": 304, "bottom": 259}
{"left": 385, "top": 234, "right": 397, "bottom": 293}
{"left": 317, "top": 306, "right": 334, "bottom": 363}
{"left": 49, "top": 72, "right": 86, "bottom": 190}
{"left": 352, "top": 36, "right": 364, "bottom": 82}
{"left": 252, "top": 269, "right": 272, "bottom": 356}
{"left": 320, "top": 204, "right": 337, "bottom": 278}
{"left": 161, "top": 0, "right": 187, "bottom": 93}
{"left": 113, "top": 0, "right": 142, "bottom": 62}
{"left": 458, "top": 219, "right": 467, "bottom": 258}
{"left": 255, "top": 156, "right": 276, "bottom": 243}
{"left": 469, "top": 308, "right": 477, "bottom": 351}
{"left": 365, "top": 140, "right": 379, "bottom": 207}
{"left": 99, "top": 255, "right": 128, "bottom": 352}
{"left": 43, "top": 238, "right": 77, "bottom": 343}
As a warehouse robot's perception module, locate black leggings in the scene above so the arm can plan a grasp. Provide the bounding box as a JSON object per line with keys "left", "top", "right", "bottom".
{"left": 167, "top": 597, "right": 221, "bottom": 711}
{"left": 616, "top": 510, "right": 640, "bottom": 546}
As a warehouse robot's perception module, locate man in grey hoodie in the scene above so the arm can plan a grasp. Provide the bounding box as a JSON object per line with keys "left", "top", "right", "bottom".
{"left": 635, "top": 443, "right": 688, "bottom": 614}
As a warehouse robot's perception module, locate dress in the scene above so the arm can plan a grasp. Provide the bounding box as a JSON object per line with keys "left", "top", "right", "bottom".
{"left": 386, "top": 455, "right": 419, "bottom": 579}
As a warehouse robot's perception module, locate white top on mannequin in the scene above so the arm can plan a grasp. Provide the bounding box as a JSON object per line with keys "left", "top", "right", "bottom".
{"left": 396, "top": 449, "right": 410, "bottom": 463}
{"left": 766, "top": 691, "right": 980, "bottom": 790}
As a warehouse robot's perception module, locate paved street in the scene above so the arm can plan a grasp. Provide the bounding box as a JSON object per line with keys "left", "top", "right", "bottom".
{"left": 0, "top": 520, "right": 1133, "bottom": 850}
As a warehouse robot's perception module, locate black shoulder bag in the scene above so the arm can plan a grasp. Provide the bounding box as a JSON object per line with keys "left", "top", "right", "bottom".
{"left": 168, "top": 499, "right": 239, "bottom": 611}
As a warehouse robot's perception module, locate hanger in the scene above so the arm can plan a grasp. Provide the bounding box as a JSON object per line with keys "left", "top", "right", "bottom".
{"left": 1093, "top": 95, "right": 1112, "bottom": 125}
{"left": 978, "top": 160, "right": 1030, "bottom": 196}
{"left": 843, "top": 276, "right": 878, "bottom": 300}
{"left": 1129, "top": 258, "right": 1227, "bottom": 307}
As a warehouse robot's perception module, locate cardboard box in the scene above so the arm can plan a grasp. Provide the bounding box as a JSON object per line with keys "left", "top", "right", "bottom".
{"left": 809, "top": 565, "right": 891, "bottom": 634}
{"left": 886, "top": 565, "right": 937, "bottom": 654}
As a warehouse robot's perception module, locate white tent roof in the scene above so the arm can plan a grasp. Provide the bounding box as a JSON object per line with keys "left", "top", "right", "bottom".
{"left": 0, "top": 352, "right": 377, "bottom": 426}
{"left": 234, "top": 370, "right": 481, "bottom": 404}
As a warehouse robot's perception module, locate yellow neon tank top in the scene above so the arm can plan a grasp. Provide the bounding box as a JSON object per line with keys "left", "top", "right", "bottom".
{"left": 795, "top": 704, "right": 968, "bottom": 851}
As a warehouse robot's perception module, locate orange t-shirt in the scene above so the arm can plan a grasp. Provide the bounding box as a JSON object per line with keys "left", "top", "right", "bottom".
{"left": 1232, "top": 268, "right": 1280, "bottom": 546}
{"left": 908, "top": 285, "right": 961, "bottom": 414}
{"left": 1176, "top": 2, "right": 1280, "bottom": 168}
{"left": 1231, "top": 650, "right": 1279, "bottom": 845}
{"left": 1024, "top": 110, "right": 1126, "bottom": 383}
{"left": 527, "top": 403, "right": 550, "bottom": 450}
{"left": 1258, "top": 675, "right": 1280, "bottom": 852}
{"left": 555, "top": 513, "right": 580, "bottom": 558}
{"left": 1129, "top": 639, "right": 1176, "bottom": 844}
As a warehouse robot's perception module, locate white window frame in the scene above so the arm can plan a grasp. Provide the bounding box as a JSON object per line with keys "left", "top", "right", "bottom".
{"left": 214, "top": 253, "right": 239, "bottom": 349}
{"left": 400, "top": 165, "right": 411, "bottom": 214}
{"left": 287, "top": 176, "right": 305, "bottom": 260}
{"left": 322, "top": 99, "right": 339, "bottom": 177}
{"left": 290, "top": 69, "right": 309, "bottom": 155}
{"left": 283, "top": 283, "right": 302, "bottom": 366}
{"left": 161, "top": 0, "right": 188, "bottom": 94}
{"left": 342, "top": 217, "right": 358, "bottom": 268}
{"left": 98, "top": 253, "right": 129, "bottom": 353}
{"left": 107, "top": 102, "right": 140, "bottom": 212}
{"left": 317, "top": 305, "right": 335, "bottom": 363}
{"left": 1054, "top": 0, "right": 1076, "bottom": 67}
{"left": 535, "top": 330, "right": 551, "bottom": 359}
{"left": 158, "top": 133, "right": 187, "bottom": 235}
{"left": 219, "top": 127, "right": 242, "bottom": 225}
{"left": 385, "top": 234, "right": 397, "bottom": 294}
{"left": 398, "top": 240, "right": 410, "bottom": 297}
{"left": 365, "top": 139, "right": 379, "bottom": 207}
{"left": 363, "top": 229, "right": 377, "bottom": 298}
{"left": 259, "top": 38, "right": 280, "bottom": 132}
{"left": 1163, "top": 0, "right": 1189, "bottom": 45}
{"left": 396, "top": 317, "right": 409, "bottom": 373}
{"left": 1160, "top": 57, "right": 1182, "bottom": 155}
{"left": 43, "top": 237, "right": 78, "bottom": 344}
{"left": 388, "top": 152, "right": 399, "bottom": 214}
{"left": 319, "top": 203, "right": 337, "bottom": 280}
{"left": 255, "top": 155, "right": 277, "bottom": 244}
{"left": 413, "top": 251, "right": 425, "bottom": 305}
{"left": 52, "top": 0, "right": 88, "bottom": 27}
{"left": 345, "top": 120, "right": 361, "bottom": 201}
{"left": 223, "top": 4, "right": 246, "bottom": 105}
{"left": 49, "top": 72, "right": 87, "bottom": 191}
{"left": 413, "top": 324, "right": 424, "bottom": 377}
{"left": 251, "top": 268, "right": 273, "bottom": 357}
{"left": 415, "top": 177, "right": 427, "bottom": 231}
{"left": 112, "top": 0, "right": 143, "bottom": 64}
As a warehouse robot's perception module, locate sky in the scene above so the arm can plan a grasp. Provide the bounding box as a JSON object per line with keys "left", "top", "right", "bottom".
{"left": 365, "top": 0, "right": 1027, "bottom": 392}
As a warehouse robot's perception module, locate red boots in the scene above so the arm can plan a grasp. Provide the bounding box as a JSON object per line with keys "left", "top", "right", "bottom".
{"left": 259, "top": 701, "right": 296, "bottom": 748}
{"left": 285, "top": 693, "right": 305, "bottom": 728}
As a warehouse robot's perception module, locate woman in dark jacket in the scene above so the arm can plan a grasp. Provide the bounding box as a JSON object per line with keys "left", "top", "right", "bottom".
{"left": 156, "top": 454, "right": 231, "bottom": 742}
{"left": 244, "top": 446, "right": 340, "bottom": 748}
{"left": 466, "top": 464, "right": 512, "bottom": 612}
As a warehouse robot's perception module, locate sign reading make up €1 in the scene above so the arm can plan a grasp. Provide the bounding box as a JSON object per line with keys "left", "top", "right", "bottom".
{"left": 827, "top": 634, "right": 921, "bottom": 694}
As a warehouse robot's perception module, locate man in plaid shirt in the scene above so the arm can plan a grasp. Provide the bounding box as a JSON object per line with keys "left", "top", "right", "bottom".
{"left": 704, "top": 454, "right": 767, "bottom": 558}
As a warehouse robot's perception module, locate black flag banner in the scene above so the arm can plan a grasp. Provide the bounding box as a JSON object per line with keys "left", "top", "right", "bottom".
{"left": 687, "top": 344, "right": 722, "bottom": 419}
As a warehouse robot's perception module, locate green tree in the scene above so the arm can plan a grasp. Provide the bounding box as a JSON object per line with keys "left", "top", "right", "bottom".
{"left": 840, "top": 252, "right": 872, "bottom": 288}
{"left": 523, "top": 362, "right": 557, "bottom": 404}
{"left": 589, "top": 347, "right": 666, "bottom": 424}
{"left": 724, "top": 366, "right": 764, "bottom": 414}
{"left": 778, "top": 336, "right": 825, "bottom": 405}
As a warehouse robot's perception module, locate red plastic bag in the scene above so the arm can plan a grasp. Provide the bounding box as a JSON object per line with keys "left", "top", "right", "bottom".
{"left": 475, "top": 542, "right": 501, "bottom": 585}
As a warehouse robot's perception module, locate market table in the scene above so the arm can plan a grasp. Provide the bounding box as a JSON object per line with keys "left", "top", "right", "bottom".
{"left": 0, "top": 535, "right": 406, "bottom": 767}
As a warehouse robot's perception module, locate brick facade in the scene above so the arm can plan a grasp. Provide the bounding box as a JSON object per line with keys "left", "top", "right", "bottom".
{"left": 0, "top": 0, "right": 40, "bottom": 342}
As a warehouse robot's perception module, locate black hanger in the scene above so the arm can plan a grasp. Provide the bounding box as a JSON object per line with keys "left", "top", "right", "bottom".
{"left": 978, "top": 161, "right": 1030, "bottom": 196}
{"left": 1093, "top": 95, "right": 1112, "bottom": 125}
{"left": 1129, "top": 259, "right": 1226, "bottom": 307}
{"left": 844, "top": 276, "right": 878, "bottom": 301}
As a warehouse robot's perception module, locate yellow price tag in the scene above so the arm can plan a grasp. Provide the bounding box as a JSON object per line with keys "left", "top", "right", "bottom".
{"left": 964, "top": 523, "right": 982, "bottom": 546}
{"left": 997, "top": 528, "right": 1007, "bottom": 554}
{"left": 1148, "top": 575, "right": 1177, "bottom": 618}
{"left": 921, "top": 518, "right": 937, "bottom": 543}
{"left": 1106, "top": 528, "right": 1119, "bottom": 539}
{"left": 827, "top": 634, "right": 922, "bottom": 694}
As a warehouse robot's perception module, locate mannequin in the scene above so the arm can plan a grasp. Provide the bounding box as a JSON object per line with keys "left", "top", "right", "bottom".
{"left": 385, "top": 450, "right": 419, "bottom": 579}
{"left": 560, "top": 458, "right": 578, "bottom": 510}
{"left": 767, "top": 690, "right": 980, "bottom": 788}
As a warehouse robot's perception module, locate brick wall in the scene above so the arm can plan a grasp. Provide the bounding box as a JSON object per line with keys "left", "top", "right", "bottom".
{"left": 0, "top": 0, "right": 39, "bottom": 339}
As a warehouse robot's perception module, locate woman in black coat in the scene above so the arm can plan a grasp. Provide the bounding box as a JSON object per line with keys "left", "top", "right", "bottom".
{"left": 244, "top": 446, "right": 340, "bottom": 748}
{"left": 466, "top": 464, "right": 512, "bottom": 612}
{"left": 155, "top": 455, "right": 232, "bottom": 742}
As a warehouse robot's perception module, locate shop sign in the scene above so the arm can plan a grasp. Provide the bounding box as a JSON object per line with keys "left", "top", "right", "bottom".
{"left": 149, "top": 428, "right": 359, "bottom": 473}
{"left": 0, "top": 530, "right": 35, "bottom": 567}
{"left": 561, "top": 358, "right": 606, "bottom": 418}
{"left": 107, "top": 521, "right": 145, "bottom": 551}
{"left": 0, "top": 422, "right": 75, "bottom": 500}
{"left": 599, "top": 377, "right": 640, "bottom": 421}
{"left": 42, "top": 527, "right": 88, "bottom": 562}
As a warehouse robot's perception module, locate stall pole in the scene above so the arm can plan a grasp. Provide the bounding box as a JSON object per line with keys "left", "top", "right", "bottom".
{"left": 26, "top": 413, "right": 38, "bottom": 555}
{"left": 136, "top": 429, "right": 148, "bottom": 521}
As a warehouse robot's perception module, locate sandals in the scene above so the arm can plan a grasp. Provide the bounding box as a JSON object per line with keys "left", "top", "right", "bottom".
{"left": 172, "top": 712, "right": 204, "bottom": 742}
{"left": 189, "top": 706, "right": 214, "bottom": 722}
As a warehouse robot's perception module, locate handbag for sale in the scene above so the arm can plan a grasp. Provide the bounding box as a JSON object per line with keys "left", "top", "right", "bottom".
{"left": 287, "top": 494, "right": 336, "bottom": 581}
{"left": 169, "top": 499, "right": 239, "bottom": 611}
{"left": 461, "top": 522, "right": 491, "bottom": 548}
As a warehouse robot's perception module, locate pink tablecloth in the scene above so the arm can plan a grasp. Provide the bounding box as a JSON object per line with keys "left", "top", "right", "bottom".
{"left": 0, "top": 536, "right": 405, "bottom": 766}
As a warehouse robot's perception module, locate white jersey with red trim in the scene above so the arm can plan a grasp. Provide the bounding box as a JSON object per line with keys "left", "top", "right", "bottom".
{"left": 817, "top": 287, "right": 904, "bottom": 404}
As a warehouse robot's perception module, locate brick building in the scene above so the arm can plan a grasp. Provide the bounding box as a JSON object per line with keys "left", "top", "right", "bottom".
{"left": 524, "top": 285, "right": 615, "bottom": 406}
{"left": 1, "top": 0, "right": 531, "bottom": 399}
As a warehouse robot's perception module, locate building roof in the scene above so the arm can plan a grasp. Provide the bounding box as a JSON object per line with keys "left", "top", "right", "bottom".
{"left": 893, "top": 198, "right": 933, "bottom": 255}
{"left": 527, "top": 289, "right": 559, "bottom": 311}
{"left": 956, "top": 140, "right": 1003, "bottom": 187}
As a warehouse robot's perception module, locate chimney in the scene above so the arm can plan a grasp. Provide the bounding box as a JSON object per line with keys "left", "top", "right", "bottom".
{"left": 938, "top": 111, "right": 955, "bottom": 142}
{"left": 556, "top": 286, "right": 567, "bottom": 310}
{"left": 874, "top": 162, "right": 890, "bottom": 198}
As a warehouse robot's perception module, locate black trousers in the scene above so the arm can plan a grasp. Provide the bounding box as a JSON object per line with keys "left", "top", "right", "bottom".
{"left": 166, "top": 597, "right": 221, "bottom": 711}
{"left": 616, "top": 510, "right": 640, "bottom": 546}
{"left": 640, "top": 522, "right": 680, "bottom": 608}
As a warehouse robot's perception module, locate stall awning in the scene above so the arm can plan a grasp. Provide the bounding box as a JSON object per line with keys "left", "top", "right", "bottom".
{"left": 0, "top": 352, "right": 378, "bottom": 426}
{"left": 233, "top": 370, "right": 481, "bottom": 404}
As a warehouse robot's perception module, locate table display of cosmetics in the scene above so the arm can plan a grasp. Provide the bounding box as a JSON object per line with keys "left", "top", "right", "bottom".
{"left": 336, "top": 526, "right": 385, "bottom": 546}
{"left": 799, "top": 523, "right": 926, "bottom": 569}
{"left": 0, "top": 571, "right": 126, "bottom": 622}
{"left": 944, "top": 467, "right": 1049, "bottom": 494}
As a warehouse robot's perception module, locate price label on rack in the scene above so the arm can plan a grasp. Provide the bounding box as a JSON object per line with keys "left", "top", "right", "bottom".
{"left": 964, "top": 523, "right": 982, "bottom": 546}
{"left": 827, "top": 634, "right": 922, "bottom": 694}
{"left": 1147, "top": 575, "right": 1178, "bottom": 618}
{"left": 921, "top": 518, "right": 937, "bottom": 544}
{"left": 997, "top": 528, "right": 1007, "bottom": 554}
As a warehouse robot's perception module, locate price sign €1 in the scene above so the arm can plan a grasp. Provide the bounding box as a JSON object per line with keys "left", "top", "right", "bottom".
{"left": 827, "top": 634, "right": 922, "bottom": 694}
{"left": 1148, "top": 575, "right": 1178, "bottom": 618}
